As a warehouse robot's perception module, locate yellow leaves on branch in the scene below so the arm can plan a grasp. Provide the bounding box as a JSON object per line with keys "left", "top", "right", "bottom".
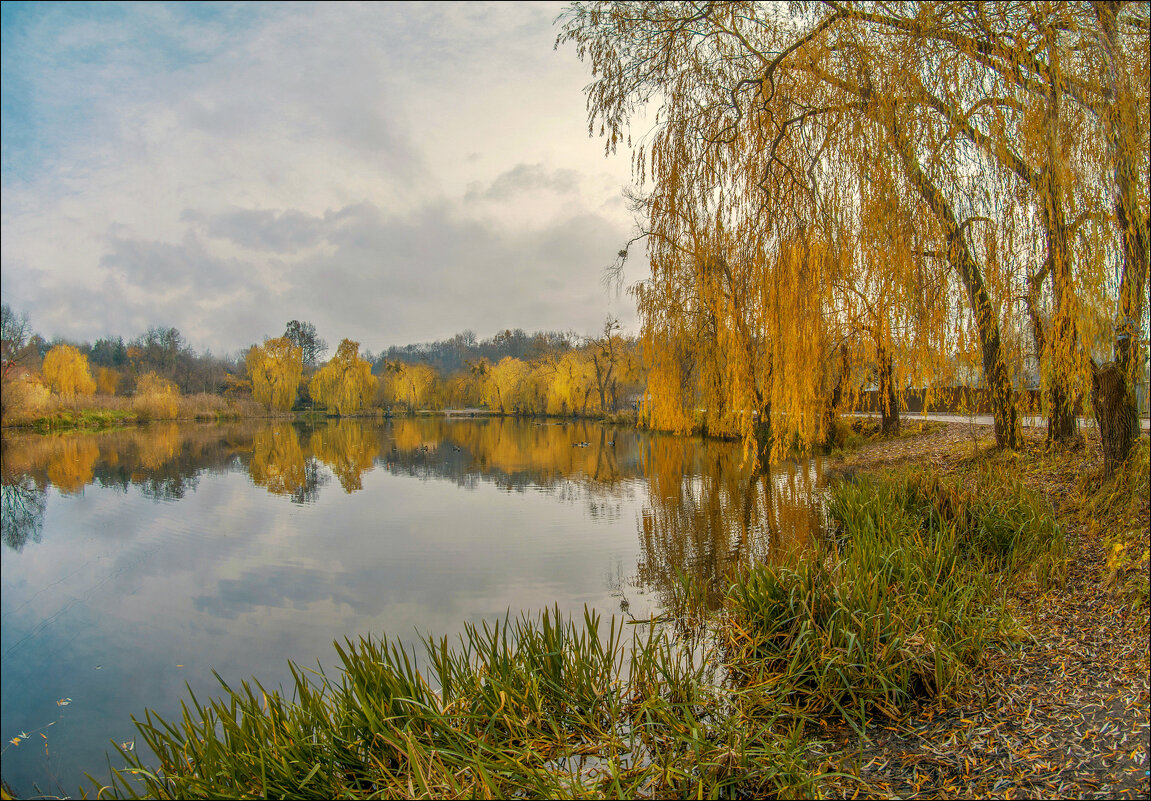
{"left": 483, "top": 357, "right": 530, "bottom": 414}
{"left": 310, "top": 339, "right": 374, "bottom": 415}
{"left": 42, "top": 345, "right": 96, "bottom": 398}
{"left": 560, "top": 1, "right": 1150, "bottom": 460}
{"left": 247, "top": 337, "right": 303, "bottom": 411}
{"left": 385, "top": 362, "right": 439, "bottom": 412}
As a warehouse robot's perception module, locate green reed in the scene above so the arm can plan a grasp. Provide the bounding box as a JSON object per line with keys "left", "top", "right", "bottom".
{"left": 722, "top": 466, "right": 1064, "bottom": 726}
{"left": 91, "top": 605, "right": 819, "bottom": 800}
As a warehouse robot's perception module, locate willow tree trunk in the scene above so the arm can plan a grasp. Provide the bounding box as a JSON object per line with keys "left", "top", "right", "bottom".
{"left": 1093, "top": 1, "right": 1148, "bottom": 474}
{"left": 1091, "top": 361, "right": 1139, "bottom": 476}
{"left": 1040, "top": 58, "right": 1081, "bottom": 445}
{"left": 877, "top": 348, "right": 900, "bottom": 435}
{"left": 891, "top": 122, "right": 1018, "bottom": 448}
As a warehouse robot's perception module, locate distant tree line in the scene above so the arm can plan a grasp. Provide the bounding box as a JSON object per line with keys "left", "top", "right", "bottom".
{"left": 1, "top": 304, "right": 643, "bottom": 421}
{"left": 370, "top": 328, "right": 580, "bottom": 376}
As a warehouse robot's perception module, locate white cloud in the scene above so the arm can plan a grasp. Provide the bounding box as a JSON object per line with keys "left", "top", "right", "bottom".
{"left": 1, "top": 2, "right": 646, "bottom": 355}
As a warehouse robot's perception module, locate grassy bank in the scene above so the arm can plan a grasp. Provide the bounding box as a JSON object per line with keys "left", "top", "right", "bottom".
{"left": 86, "top": 449, "right": 1075, "bottom": 800}
{"left": 3, "top": 394, "right": 288, "bottom": 432}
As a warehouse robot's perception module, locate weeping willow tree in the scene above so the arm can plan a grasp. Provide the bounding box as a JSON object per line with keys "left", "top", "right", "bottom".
{"left": 310, "top": 339, "right": 375, "bottom": 415}
{"left": 559, "top": 0, "right": 1147, "bottom": 471}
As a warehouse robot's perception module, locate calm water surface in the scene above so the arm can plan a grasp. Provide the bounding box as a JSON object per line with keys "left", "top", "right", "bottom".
{"left": 1, "top": 417, "right": 824, "bottom": 797}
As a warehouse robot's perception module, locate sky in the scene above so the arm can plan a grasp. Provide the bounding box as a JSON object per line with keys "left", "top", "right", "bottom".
{"left": 0, "top": 1, "right": 647, "bottom": 358}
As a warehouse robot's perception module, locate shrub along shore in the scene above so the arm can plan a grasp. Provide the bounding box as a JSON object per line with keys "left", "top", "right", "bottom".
{"left": 0, "top": 396, "right": 640, "bottom": 434}
{"left": 70, "top": 424, "right": 1147, "bottom": 800}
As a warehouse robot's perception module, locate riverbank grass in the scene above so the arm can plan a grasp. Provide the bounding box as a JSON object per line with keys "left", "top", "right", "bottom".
{"left": 722, "top": 464, "right": 1063, "bottom": 729}
{"left": 94, "top": 608, "right": 820, "bottom": 800}
{"left": 27, "top": 408, "right": 135, "bottom": 433}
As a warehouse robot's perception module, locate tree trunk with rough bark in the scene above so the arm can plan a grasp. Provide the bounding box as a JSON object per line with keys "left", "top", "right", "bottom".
{"left": 878, "top": 349, "right": 900, "bottom": 436}
{"left": 1092, "top": 361, "right": 1139, "bottom": 477}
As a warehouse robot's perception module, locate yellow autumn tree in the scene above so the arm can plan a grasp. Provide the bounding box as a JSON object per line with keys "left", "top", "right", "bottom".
{"left": 95, "top": 367, "right": 121, "bottom": 396}
{"left": 247, "top": 337, "right": 303, "bottom": 411}
{"left": 548, "top": 351, "right": 597, "bottom": 416}
{"left": 387, "top": 362, "right": 439, "bottom": 412}
{"left": 560, "top": 1, "right": 1148, "bottom": 470}
{"left": 42, "top": 344, "right": 96, "bottom": 398}
{"left": 310, "top": 339, "right": 375, "bottom": 415}
{"left": 483, "top": 357, "right": 530, "bottom": 413}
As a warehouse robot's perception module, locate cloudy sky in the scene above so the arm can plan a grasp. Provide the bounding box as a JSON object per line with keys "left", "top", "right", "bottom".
{"left": 1, "top": 1, "right": 646, "bottom": 358}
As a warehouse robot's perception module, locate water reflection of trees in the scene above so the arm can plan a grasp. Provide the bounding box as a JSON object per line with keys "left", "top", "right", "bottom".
{"left": 1, "top": 475, "right": 46, "bottom": 551}
{"left": 1, "top": 423, "right": 267, "bottom": 549}
{"left": 381, "top": 417, "right": 636, "bottom": 497}
{"left": 634, "top": 436, "right": 824, "bottom": 612}
{"left": 0, "top": 418, "right": 826, "bottom": 588}
{"left": 310, "top": 421, "right": 377, "bottom": 492}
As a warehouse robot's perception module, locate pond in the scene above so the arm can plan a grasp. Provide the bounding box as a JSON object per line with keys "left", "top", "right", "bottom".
{"left": 0, "top": 417, "right": 825, "bottom": 797}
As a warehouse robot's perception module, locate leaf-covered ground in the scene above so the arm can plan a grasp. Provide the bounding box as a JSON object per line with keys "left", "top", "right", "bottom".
{"left": 823, "top": 423, "right": 1150, "bottom": 799}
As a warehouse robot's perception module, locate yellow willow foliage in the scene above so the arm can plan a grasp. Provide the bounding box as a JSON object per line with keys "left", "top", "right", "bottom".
{"left": 45, "top": 439, "right": 100, "bottom": 494}
{"left": 95, "top": 367, "right": 120, "bottom": 396}
{"left": 386, "top": 363, "right": 439, "bottom": 411}
{"left": 133, "top": 372, "right": 180, "bottom": 420}
{"left": 483, "top": 357, "right": 530, "bottom": 413}
{"left": 519, "top": 363, "right": 553, "bottom": 415}
{"left": 310, "top": 420, "right": 378, "bottom": 492}
{"left": 42, "top": 345, "right": 96, "bottom": 398}
{"left": 547, "top": 351, "right": 597, "bottom": 415}
{"left": 560, "top": 1, "right": 1149, "bottom": 456}
{"left": 441, "top": 372, "right": 479, "bottom": 408}
{"left": 249, "top": 425, "right": 306, "bottom": 496}
{"left": 247, "top": 337, "right": 303, "bottom": 411}
{"left": 310, "top": 339, "right": 374, "bottom": 415}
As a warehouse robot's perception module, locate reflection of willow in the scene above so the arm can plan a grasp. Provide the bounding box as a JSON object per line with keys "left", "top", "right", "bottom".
{"left": 132, "top": 423, "right": 180, "bottom": 470}
{"left": 250, "top": 425, "right": 305, "bottom": 496}
{"left": 386, "top": 417, "right": 631, "bottom": 493}
{"left": 635, "top": 437, "right": 824, "bottom": 612}
{"left": 249, "top": 425, "right": 327, "bottom": 503}
{"left": 45, "top": 439, "right": 101, "bottom": 495}
{"left": 310, "top": 421, "right": 378, "bottom": 493}
{"left": 1, "top": 424, "right": 261, "bottom": 501}
{"left": 128, "top": 423, "right": 202, "bottom": 501}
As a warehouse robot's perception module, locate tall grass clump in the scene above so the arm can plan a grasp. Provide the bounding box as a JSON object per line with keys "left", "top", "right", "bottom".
{"left": 131, "top": 373, "right": 180, "bottom": 422}
{"left": 92, "top": 606, "right": 821, "bottom": 800}
{"left": 723, "top": 467, "right": 1064, "bottom": 724}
